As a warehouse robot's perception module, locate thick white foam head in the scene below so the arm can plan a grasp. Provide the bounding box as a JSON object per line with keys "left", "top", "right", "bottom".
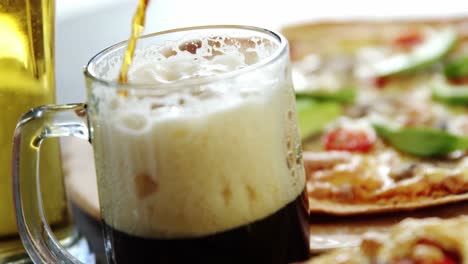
{"left": 91, "top": 34, "right": 305, "bottom": 238}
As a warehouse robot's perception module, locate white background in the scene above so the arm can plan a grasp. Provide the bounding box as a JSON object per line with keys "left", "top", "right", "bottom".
{"left": 55, "top": 0, "right": 468, "bottom": 103}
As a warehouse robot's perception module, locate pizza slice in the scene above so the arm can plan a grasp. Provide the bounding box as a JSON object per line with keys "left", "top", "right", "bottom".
{"left": 304, "top": 131, "right": 468, "bottom": 215}
{"left": 305, "top": 216, "right": 468, "bottom": 264}
{"left": 283, "top": 18, "right": 468, "bottom": 214}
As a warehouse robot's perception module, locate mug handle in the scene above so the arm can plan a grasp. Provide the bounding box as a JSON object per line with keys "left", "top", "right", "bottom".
{"left": 12, "top": 103, "right": 89, "bottom": 264}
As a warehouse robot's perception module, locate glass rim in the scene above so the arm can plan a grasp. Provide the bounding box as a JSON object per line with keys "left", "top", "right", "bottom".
{"left": 83, "top": 25, "right": 289, "bottom": 90}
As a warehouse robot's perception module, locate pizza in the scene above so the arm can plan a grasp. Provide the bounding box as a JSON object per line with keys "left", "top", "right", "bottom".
{"left": 304, "top": 216, "right": 468, "bottom": 264}
{"left": 282, "top": 18, "right": 468, "bottom": 214}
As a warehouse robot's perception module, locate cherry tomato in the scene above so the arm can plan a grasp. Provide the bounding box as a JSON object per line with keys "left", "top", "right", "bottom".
{"left": 323, "top": 128, "right": 374, "bottom": 152}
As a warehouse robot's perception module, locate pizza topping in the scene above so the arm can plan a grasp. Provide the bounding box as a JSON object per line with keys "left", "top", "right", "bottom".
{"left": 322, "top": 118, "right": 377, "bottom": 152}
{"left": 297, "top": 87, "right": 357, "bottom": 103}
{"left": 441, "top": 174, "right": 466, "bottom": 193}
{"left": 306, "top": 217, "right": 468, "bottom": 264}
{"left": 373, "top": 123, "right": 468, "bottom": 157}
{"left": 293, "top": 54, "right": 356, "bottom": 103}
{"left": 412, "top": 239, "right": 461, "bottom": 264}
{"left": 373, "top": 76, "right": 391, "bottom": 88}
{"left": 365, "top": 88, "right": 451, "bottom": 129}
{"left": 448, "top": 77, "right": 468, "bottom": 85}
{"left": 370, "top": 28, "right": 457, "bottom": 78}
{"left": 307, "top": 155, "right": 385, "bottom": 201}
{"left": 296, "top": 98, "right": 342, "bottom": 139}
{"left": 293, "top": 55, "right": 353, "bottom": 89}
{"left": 437, "top": 257, "right": 459, "bottom": 264}
{"left": 447, "top": 116, "right": 468, "bottom": 136}
{"left": 393, "top": 32, "right": 424, "bottom": 48}
{"left": 411, "top": 243, "right": 445, "bottom": 263}
{"left": 444, "top": 56, "right": 468, "bottom": 80}
{"left": 424, "top": 168, "right": 453, "bottom": 184}
{"left": 306, "top": 149, "right": 468, "bottom": 205}
{"left": 397, "top": 253, "right": 459, "bottom": 264}
{"left": 323, "top": 127, "right": 375, "bottom": 152}
{"left": 361, "top": 231, "right": 386, "bottom": 257}
{"left": 389, "top": 163, "right": 418, "bottom": 182}
{"left": 303, "top": 151, "right": 352, "bottom": 171}
{"left": 345, "top": 103, "right": 372, "bottom": 118}
{"left": 432, "top": 75, "right": 468, "bottom": 105}
{"left": 354, "top": 46, "right": 391, "bottom": 79}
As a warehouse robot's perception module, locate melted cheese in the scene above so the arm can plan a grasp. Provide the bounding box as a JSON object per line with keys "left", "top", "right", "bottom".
{"left": 306, "top": 217, "right": 468, "bottom": 264}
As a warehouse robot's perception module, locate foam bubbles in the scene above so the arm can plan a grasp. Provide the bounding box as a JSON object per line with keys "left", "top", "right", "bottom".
{"left": 126, "top": 35, "right": 276, "bottom": 84}
{"left": 116, "top": 112, "right": 149, "bottom": 133}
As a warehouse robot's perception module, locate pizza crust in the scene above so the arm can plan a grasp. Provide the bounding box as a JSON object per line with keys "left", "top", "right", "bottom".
{"left": 309, "top": 193, "right": 468, "bottom": 215}
{"left": 304, "top": 149, "right": 468, "bottom": 215}
{"left": 282, "top": 17, "right": 468, "bottom": 60}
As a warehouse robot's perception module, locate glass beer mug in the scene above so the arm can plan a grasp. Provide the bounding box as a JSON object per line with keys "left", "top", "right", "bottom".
{"left": 12, "top": 26, "right": 310, "bottom": 263}
{"left": 0, "top": 0, "right": 87, "bottom": 262}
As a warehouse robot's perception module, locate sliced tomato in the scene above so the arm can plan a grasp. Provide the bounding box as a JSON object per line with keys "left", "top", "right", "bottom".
{"left": 393, "top": 32, "right": 424, "bottom": 48}
{"left": 323, "top": 128, "right": 374, "bottom": 152}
